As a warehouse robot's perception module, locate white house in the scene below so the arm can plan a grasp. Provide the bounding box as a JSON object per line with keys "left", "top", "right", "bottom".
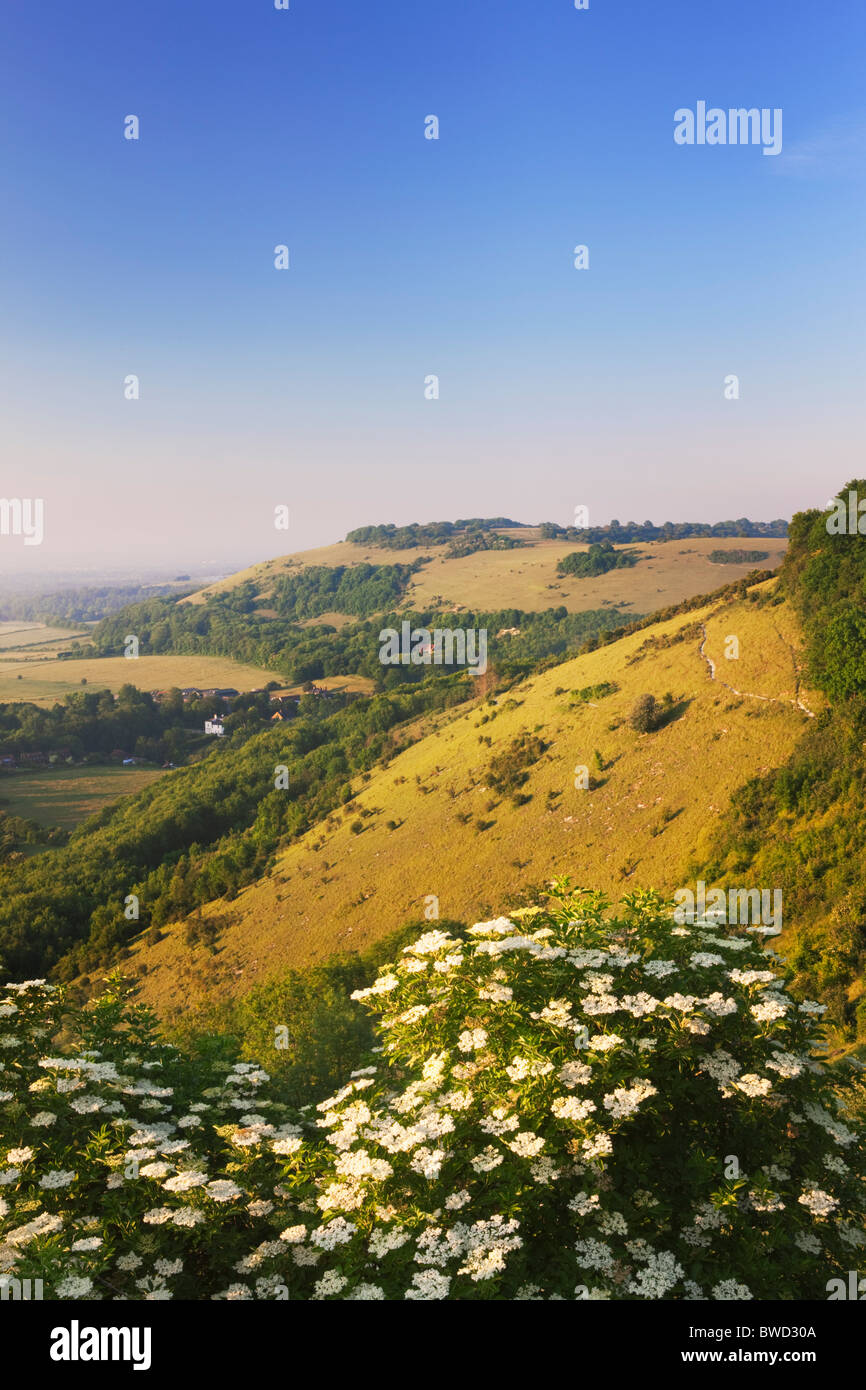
{"left": 204, "top": 715, "right": 225, "bottom": 737}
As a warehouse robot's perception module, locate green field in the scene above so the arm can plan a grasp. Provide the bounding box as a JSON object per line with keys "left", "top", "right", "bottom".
{"left": 0, "top": 653, "right": 285, "bottom": 706}
{"left": 0, "top": 765, "right": 167, "bottom": 831}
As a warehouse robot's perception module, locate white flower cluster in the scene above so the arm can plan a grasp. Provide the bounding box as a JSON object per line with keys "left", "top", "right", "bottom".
{"left": 1, "top": 901, "right": 862, "bottom": 1304}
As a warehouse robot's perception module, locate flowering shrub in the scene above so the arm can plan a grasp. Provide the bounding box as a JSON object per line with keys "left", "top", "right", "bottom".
{"left": 1, "top": 883, "right": 864, "bottom": 1300}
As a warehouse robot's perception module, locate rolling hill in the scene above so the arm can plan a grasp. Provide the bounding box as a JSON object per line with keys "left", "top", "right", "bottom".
{"left": 181, "top": 530, "right": 789, "bottom": 619}
{"left": 127, "top": 576, "right": 818, "bottom": 1023}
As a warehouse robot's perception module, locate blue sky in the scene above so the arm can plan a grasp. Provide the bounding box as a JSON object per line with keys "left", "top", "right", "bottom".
{"left": 1, "top": 0, "right": 865, "bottom": 570}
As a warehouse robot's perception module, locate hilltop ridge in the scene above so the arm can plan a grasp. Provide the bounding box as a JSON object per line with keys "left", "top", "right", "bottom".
{"left": 180, "top": 529, "right": 788, "bottom": 616}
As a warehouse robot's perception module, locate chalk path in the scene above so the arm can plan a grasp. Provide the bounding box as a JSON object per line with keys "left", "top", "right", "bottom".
{"left": 698, "top": 624, "right": 816, "bottom": 719}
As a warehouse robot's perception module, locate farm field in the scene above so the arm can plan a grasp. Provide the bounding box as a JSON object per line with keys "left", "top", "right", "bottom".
{"left": 0, "top": 653, "right": 286, "bottom": 705}
{"left": 0, "top": 621, "right": 89, "bottom": 650}
{"left": 272, "top": 673, "right": 376, "bottom": 697}
{"left": 181, "top": 532, "right": 788, "bottom": 618}
{"left": 129, "top": 576, "right": 819, "bottom": 1021}
{"left": 0, "top": 764, "right": 167, "bottom": 831}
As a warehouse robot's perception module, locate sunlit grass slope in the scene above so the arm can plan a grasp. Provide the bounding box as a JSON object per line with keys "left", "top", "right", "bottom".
{"left": 129, "top": 580, "right": 816, "bottom": 1023}
{"left": 181, "top": 534, "right": 788, "bottom": 618}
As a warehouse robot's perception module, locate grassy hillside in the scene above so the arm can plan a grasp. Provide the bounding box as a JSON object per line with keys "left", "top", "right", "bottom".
{"left": 128, "top": 577, "right": 817, "bottom": 1021}
{"left": 695, "top": 482, "right": 866, "bottom": 1048}
{"left": 181, "top": 532, "right": 788, "bottom": 618}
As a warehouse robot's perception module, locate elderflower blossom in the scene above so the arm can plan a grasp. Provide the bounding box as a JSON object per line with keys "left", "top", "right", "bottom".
{"left": 471, "top": 1146, "right": 504, "bottom": 1173}
{"left": 6, "top": 1212, "right": 63, "bottom": 1245}
{"left": 311, "top": 1217, "right": 356, "bottom": 1249}
{"left": 369, "top": 1226, "right": 411, "bottom": 1255}
{"left": 38, "top": 1169, "right": 76, "bottom": 1189}
{"left": 794, "top": 1231, "right": 821, "bottom": 1255}
{"left": 505, "top": 1055, "right": 554, "bottom": 1082}
{"left": 404, "top": 1270, "right": 450, "bottom": 1299}
{"left": 3, "top": 903, "right": 863, "bottom": 1306}
{"left": 734, "top": 1074, "right": 773, "bottom": 1099}
{"left": 765, "top": 1052, "right": 804, "bottom": 1079}
{"left": 712, "top": 1280, "right": 753, "bottom": 1300}
{"left": 698, "top": 1050, "right": 741, "bottom": 1095}
{"left": 582, "top": 994, "right": 619, "bottom": 1016}
{"left": 162, "top": 1170, "right": 208, "bottom": 1192}
{"left": 205, "top": 1179, "right": 242, "bottom": 1202}
{"left": 530, "top": 998, "right": 573, "bottom": 1026}
{"left": 574, "top": 1237, "right": 615, "bottom": 1273}
{"left": 602, "top": 1080, "right": 657, "bottom": 1119}
{"left": 507, "top": 1131, "right": 545, "bottom": 1158}
{"left": 478, "top": 981, "right": 513, "bottom": 1003}
{"left": 643, "top": 960, "right": 678, "bottom": 978}
{"left": 351, "top": 974, "right": 399, "bottom": 1001}
{"left": 559, "top": 1060, "right": 592, "bottom": 1087}
{"left": 552, "top": 1096, "right": 597, "bottom": 1122}
{"left": 701, "top": 993, "right": 737, "bottom": 1017}
{"left": 445, "top": 1190, "right": 472, "bottom": 1210}
{"left": 410, "top": 1147, "right": 446, "bottom": 1180}
{"left": 582, "top": 1133, "right": 613, "bottom": 1161}
{"left": 569, "top": 1191, "right": 600, "bottom": 1217}
{"left": 55, "top": 1276, "right": 93, "bottom": 1299}
{"left": 627, "top": 1251, "right": 684, "bottom": 1298}
{"left": 751, "top": 998, "right": 789, "bottom": 1024}
{"left": 457, "top": 1028, "right": 488, "bottom": 1053}
{"left": 663, "top": 993, "right": 698, "bottom": 1012}
{"left": 797, "top": 1188, "right": 838, "bottom": 1218}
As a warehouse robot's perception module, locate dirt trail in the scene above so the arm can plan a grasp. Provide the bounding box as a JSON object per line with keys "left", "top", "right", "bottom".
{"left": 698, "top": 625, "right": 815, "bottom": 718}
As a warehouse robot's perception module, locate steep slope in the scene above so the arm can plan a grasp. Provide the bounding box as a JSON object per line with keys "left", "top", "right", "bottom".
{"left": 692, "top": 485, "right": 866, "bottom": 1049}
{"left": 129, "top": 578, "right": 817, "bottom": 1021}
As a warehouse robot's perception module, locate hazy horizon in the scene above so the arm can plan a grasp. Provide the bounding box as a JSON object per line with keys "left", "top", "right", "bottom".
{"left": 0, "top": 502, "right": 797, "bottom": 585}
